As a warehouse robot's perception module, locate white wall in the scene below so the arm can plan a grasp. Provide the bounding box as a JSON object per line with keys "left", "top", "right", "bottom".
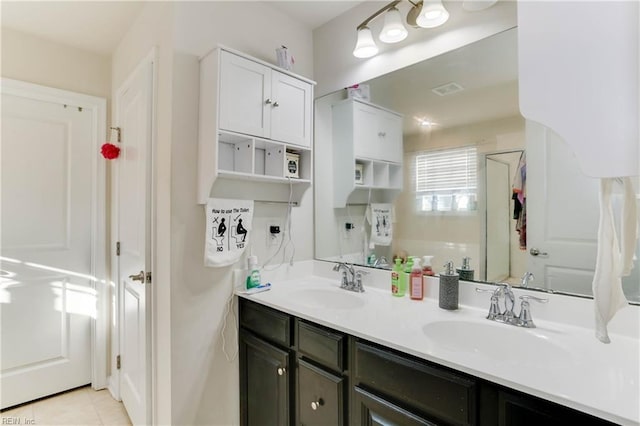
{"left": 111, "top": 2, "right": 174, "bottom": 424}
{"left": 1, "top": 27, "right": 111, "bottom": 99}
{"left": 169, "top": 3, "right": 314, "bottom": 425}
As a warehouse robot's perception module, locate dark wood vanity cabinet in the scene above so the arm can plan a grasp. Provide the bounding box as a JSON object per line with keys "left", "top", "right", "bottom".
{"left": 239, "top": 298, "right": 616, "bottom": 426}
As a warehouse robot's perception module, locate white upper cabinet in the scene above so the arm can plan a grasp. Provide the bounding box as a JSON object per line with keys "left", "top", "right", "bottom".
{"left": 332, "top": 99, "right": 403, "bottom": 207}
{"left": 350, "top": 100, "right": 403, "bottom": 163}
{"left": 198, "top": 48, "right": 316, "bottom": 205}
{"left": 518, "top": 1, "right": 639, "bottom": 178}
{"left": 218, "top": 51, "right": 312, "bottom": 148}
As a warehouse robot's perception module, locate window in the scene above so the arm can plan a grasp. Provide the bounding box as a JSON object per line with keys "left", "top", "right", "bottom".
{"left": 415, "top": 146, "right": 478, "bottom": 212}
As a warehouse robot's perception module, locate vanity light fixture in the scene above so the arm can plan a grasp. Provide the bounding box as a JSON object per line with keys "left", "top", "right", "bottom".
{"left": 353, "top": 26, "right": 379, "bottom": 58}
{"left": 414, "top": 0, "right": 450, "bottom": 28}
{"left": 353, "top": 0, "right": 450, "bottom": 58}
{"left": 379, "top": 6, "right": 408, "bottom": 43}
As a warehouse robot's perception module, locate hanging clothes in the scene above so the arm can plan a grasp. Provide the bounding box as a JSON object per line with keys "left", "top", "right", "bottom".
{"left": 512, "top": 152, "right": 527, "bottom": 250}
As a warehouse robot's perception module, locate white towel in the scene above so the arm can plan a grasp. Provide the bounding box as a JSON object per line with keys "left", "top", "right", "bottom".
{"left": 368, "top": 203, "right": 393, "bottom": 246}
{"left": 204, "top": 198, "right": 254, "bottom": 268}
{"left": 592, "top": 177, "right": 637, "bottom": 343}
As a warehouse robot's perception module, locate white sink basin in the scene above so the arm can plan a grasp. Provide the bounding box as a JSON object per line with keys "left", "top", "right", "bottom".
{"left": 422, "top": 320, "right": 572, "bottom": 366}
{"left": 289, "top": 288, "right": 366, "bottom": 310}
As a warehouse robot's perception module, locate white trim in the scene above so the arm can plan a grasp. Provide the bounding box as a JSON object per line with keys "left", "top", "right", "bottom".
{"left": 0, "top": 78, "right": 109, "bottom": 390}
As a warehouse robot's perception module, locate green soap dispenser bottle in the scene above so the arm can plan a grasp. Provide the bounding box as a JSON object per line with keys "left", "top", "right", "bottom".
{"left": 246, "top": 255, "right": 261, "bottom": 290}
{"left": 391, "top": 258, "right": 403, "bottom": 296}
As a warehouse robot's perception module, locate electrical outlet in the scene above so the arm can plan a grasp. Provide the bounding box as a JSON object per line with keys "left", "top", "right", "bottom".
{"left": 343, "top": 221, "right": 354, "bottom": 239}
{"left": 267, "top": 221, "right": 283, "bottom": 247}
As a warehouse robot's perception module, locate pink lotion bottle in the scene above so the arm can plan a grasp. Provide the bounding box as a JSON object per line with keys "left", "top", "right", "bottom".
{"left": 409, "top": 258, "right": 424, "bottom": 300}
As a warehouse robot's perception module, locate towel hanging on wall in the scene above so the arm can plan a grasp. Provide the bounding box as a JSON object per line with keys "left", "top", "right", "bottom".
{"left": 592, "top": 177, "right": 638, "bottom": 343}
{"left": 368, "top": 203, "right": 393, "bottom": 246}
{"left": 204, "top": 198, "right": 254, "bottom": 268}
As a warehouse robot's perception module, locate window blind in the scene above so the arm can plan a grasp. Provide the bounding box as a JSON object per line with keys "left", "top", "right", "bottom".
{"left": 415, "top": 147, "right": 478, "bottom": 193}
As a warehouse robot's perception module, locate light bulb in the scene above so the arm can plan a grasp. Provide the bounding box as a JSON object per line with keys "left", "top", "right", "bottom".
{"left": 353, "top": 27, "right": 379, "bottom": 58}
{"left": 379, "top": 7, "right": 408, "bottom": 44}
{"left": 416, "top": 0, "right": 450, "bottom": 28}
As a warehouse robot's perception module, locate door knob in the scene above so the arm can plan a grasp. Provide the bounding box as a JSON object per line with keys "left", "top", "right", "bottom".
{"left": 277, "top": 367, "right": 286, "bottom": 376}
{"left": 129, "top": 271, "right": 145, "bottom": 282}
{"left": 529, "top": 248, "right": 548, "bottom": 256}
{"left": 311, "top": 399, "right": 324, "bottom": 410}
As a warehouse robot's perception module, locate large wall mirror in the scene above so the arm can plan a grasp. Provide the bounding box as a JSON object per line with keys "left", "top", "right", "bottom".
{"left": 314, "top": 27, "right": 640, "bottom": 302}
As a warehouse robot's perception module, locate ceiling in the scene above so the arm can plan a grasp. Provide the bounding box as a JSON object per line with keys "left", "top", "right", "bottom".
{"left": 363, "top": 28, "right": 519, "bottom": 136}
{"left": 0, "top": 1, "right": 363, "bottom": 55}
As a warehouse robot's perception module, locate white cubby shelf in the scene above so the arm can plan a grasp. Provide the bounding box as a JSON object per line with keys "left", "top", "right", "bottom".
{"left": 211, "top": 130, "right": 311, "bottom": 203}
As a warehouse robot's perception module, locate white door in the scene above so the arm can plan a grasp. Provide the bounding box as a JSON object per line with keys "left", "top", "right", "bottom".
{"left": 526, "top": 122, "right": 600, "bottom": 293}
{"left": 270, "top": 70, "right": 312, "bottom": 148}
{"left": 219, "top": 51, "right": 271, "bottom": 139}
{"left": 0, "top": 91, "right": 94, "bottom": 408}
{"left": 485, "top": 158, "right": 511, "bottom": 282}
{"left": 115, "top": 57, "right": 153, "bottom": 426}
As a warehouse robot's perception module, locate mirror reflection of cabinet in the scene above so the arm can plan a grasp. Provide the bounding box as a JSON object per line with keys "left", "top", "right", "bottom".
{"left": 198, "top": 47, "right": 315, "bottom": 204}
{"left": 332, "top": 99, "right": 403, "bottom": 208}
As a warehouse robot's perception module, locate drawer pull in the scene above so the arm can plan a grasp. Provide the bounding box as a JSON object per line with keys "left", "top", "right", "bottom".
{"left": 310, "top": 399, "right": 324, "bottom": 410}
{"left": 277, "top": 367, "right": 286, "bottom": 376}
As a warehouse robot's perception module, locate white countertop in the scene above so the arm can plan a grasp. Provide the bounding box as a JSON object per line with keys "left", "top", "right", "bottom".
{"left": 236, "top": 260, "right": 640, "bottom": 425}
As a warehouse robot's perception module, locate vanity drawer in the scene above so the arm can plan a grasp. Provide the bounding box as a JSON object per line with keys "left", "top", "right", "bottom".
{"left": 297, "top": 319, "right": 346, "bottom": 372}
{"left": 240, "top": 299, "right": 291, "bottom": 347}
{"left": 354, "top": 340, "right": 477, "bottom": 426}
{"left": 298, "top": 359, "right": 346, "bottom": 426}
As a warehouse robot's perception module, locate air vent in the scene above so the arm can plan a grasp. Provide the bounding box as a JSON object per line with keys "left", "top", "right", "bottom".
{"left": 431, "top": 82, "right": 464, "bottom": 96}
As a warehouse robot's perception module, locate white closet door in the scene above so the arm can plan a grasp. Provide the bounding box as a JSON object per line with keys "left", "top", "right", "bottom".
{"left": 526, "top": 122, "right": 600, "bottom": 293}
{"left": 353, "top": 102, "right": 379, "bottom": 160}
{"left": 1, "top": 92, "right": 93, "bottom": 408}
{"left": 116, "top": 56, "right": 153, "bottom": 426}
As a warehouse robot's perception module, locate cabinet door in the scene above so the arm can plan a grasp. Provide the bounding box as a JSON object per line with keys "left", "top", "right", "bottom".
{"left": 298, "top": 360, "right": 345, "bottom": 426}
{"left": 353, "top": 387, "right": 437, "bottom": 426}
{"left": 271, "top": 71, "right": 312, "bottom": 148}
{"left": 219, "top": 51, "right": 271, "bottom": 138}
{"left": 496, "top": 389, "right": 615, "bottom": 426}
{"left": 353, "top": 102, "right": 380, "bottom": 160}
{"left": 378, "top": 111, "right": 403, "bottom": 163}
{"left": 240, "top": 331, "right": 290, "bottom": 426}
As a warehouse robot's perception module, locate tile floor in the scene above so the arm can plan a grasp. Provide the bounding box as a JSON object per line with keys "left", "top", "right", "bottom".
{"left": 0, "top": 386, "right": 132, "bottom": 426}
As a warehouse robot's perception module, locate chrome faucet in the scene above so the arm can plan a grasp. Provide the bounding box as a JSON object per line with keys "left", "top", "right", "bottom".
{"left": 333, "top": 262, "right": 365, "bottom": 292}
{"left": 373, "top": 256, "right": 389, "bottom": 268}
{"left": 520, "top": 271, "right": 535, "bottom": 287}
{"left": 476, "top": 283, "right": 547, "bottom": 328}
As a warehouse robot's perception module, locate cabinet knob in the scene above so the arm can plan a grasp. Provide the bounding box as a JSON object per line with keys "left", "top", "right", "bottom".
{"left": 378, "top": 131, "right": 386, "bottom": 137}
{"left": 273, "top": 101, "right": 280, "bottom": 108}
{"left": 310, "top": 399, "right": 324, "bottom": 410}
{"left": 277, "top": 367, "right": 286, "bottom": 376}
{"left": 265, "top": 98, "right": 273, "bottom": 105}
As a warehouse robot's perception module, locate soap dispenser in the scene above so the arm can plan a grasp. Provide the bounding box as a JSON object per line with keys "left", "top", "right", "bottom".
{"left": 456, "top": 257, "right": 475, "bottom": 281}
{"left": 439, "top": 261, "right": 459, "bottom": 310}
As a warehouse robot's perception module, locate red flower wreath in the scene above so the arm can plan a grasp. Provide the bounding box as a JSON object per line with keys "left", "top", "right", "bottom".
{"left": 101, "top": 142, "right": 120, "bottom": 160}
